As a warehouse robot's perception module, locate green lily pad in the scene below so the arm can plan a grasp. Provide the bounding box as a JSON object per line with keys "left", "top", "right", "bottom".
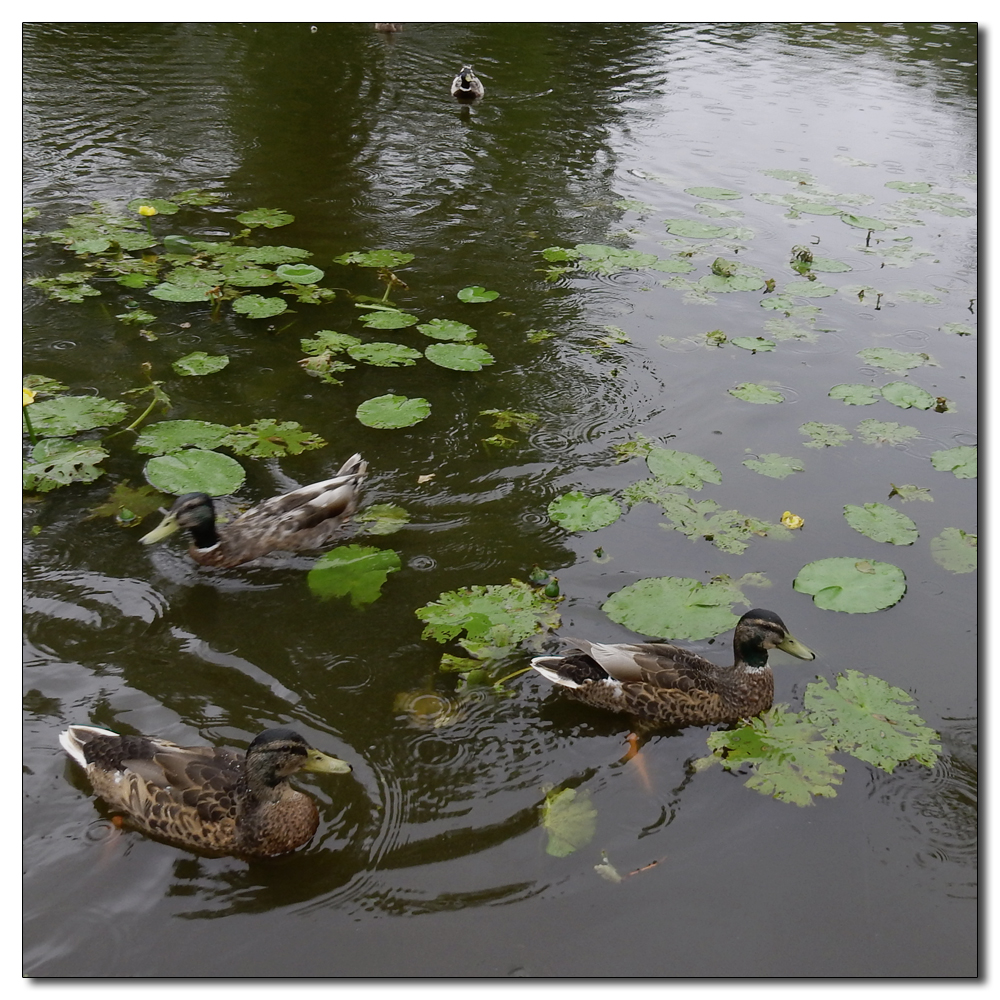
{"left": 929, "top": 528, "right": 977, "bottom": 574}
{"left": 144, "top": 449, "right": 246, "bottom": 496}
{"left": 355, "top": 504, "right": 411, "bottom": 535}
{"left": 162, "top": 235, "right": 198, "bottom": 255}
{"left": 800, "top": 422, "right": 852, "bottom": 448}
{"left": 729, "top": 383, "right": 784, "bottom": 404}
{"left": 784, "top": 280, "right": 837, "bottom": 298}
{"left": 148, "top": 281, "right": 215, "bottom": 303}
{"left": 731, "top": 337, "right": 776, "bottom": 352}
{"left": 424, "top": 343, "right": 495, "bottom": 371}
{"left": 886, "top": 181, "right": 933, "bottom": 194}
{"left": 356, "top": 394, "right": 431, "bottom": 429}
{"left": 172, "top": 352, "right": 230, "bottom": 376}
{"left": 417, "top": 319, "right": 478, "bottom": 342}
{"left": 887, "top": 484, "right": 933, "bottom": 503}
{"left": 26, "top": 396, "right": 128, "bottom": 437}
{"left": 930, "top": 445, "right": 976, "bottom": 479}
{"left": 23, "top": 374, "right": 69, "bottom": 395}
{"left": 222, "top": 419, "right": 326, "bottom": 458}
{"left": 358, "top": 309, "right": 420, "bottom": 330}
{"left": 27, "top": 273, "right": 102, "bottom": 303}
{"left": 941, "top": 322, "right": 974, "bottom": 337}
{"left": 829, "top": 384, "right": 881, "bottom": 406}
{"left": 844, "top": 503, "right": 918, "bottom": 545}
{"left": 649, "top": 256, "right": 697, "bottom": 273}
{"left": 480, "top": 409, "right": 540, "bottom": 433}
{"left": 841, "top": 213, "right": 890, "bottom": 230}
{"left": 306, "top": 545, "right": 401, "bottom": 608}
{"left": 684, "top": 186, "right": 741, "bottom": 200}
{"left": 880, "top": 382, "right": 936, "bottom": 410}
{"left": 347, "top": 342, "right": 422, "bottom": 367}
{"left": 128, "top": 197, "right": 180, "bottom": 215}
{"left": 301, "top": 331, "right": 363, "bottom": 355}
{"left": 235, "top": 208, "right": 294, "bottom": 228}
{"left": 87, "top": 482, "right": 168, "bottom": 525}
{"left": 602, "top": 576, "right": 743, "bottom": 640}
{"left": 856, "top": 420, "right": 920, "bottom": 446}
{"left": 133, "top": 419, "right": 231, "bottom": 455}
{"left": 23, "top": 438, "right": 109, "bottom": 492}
{"left": 541, "top": 787, "right": 597, "bottom": 857}
{"left": 547, "top": 491, "right": 622, "bottom": 532}
{"left": 457, "top": 286, "right": 500, "bottom": 303}
{"left": 804, "top": 671, "right": 939, "bottom": 771}
{"left": 808, "top": 257, "right": 852, "bottom": 272}
{"left": 276, "top": 263, "right": 324, "bottom": 284}
{"left": 572, "top": 244, "right": 659, "bottom": 274}
{"left": 231, "top": 295, "right": 287, "bottom": 318}
{"left": 646, "top": 448, "right": 722, "bottom": 490}
{"left": 742, "top": 454, "right": 804, "bottom": 479}
{"left": 663, "top": 219, "right": 732, "bottom": 238}
{"left": 333, "top": 249, "right": 414, "bottom": 268}
{"left": 793, "top": 557, "right": 906, "bottom": 613}
{"left": 858, "top": 348, "right": 936, "bottom": 373}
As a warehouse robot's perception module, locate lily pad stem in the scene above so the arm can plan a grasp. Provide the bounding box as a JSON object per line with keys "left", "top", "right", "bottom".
{"left": 492, "top": 665, "right": 533, "bottom": 689}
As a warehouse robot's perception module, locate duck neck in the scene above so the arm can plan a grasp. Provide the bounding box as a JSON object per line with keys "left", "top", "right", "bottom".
{"left": 737, "top": 644, "right": 769, "bottom": 671}
{"left": 186, "top": 517, "right": 221, "bottom": 550}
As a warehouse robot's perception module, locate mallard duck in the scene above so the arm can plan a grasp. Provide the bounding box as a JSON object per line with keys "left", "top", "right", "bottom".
{"left": 531, "top": 608, "right": 815, "bottom": 728}
{"left": 140, "top": 453, "right": 367, "bottom": 568}
{"left": 60, "top": 725, "right": 352, "bottom": 858}
{"left": 374, "top": 23, "right": 402, "bottom": 32}
{"left": 451, "top": 65, "right": 485, "bottom": 100}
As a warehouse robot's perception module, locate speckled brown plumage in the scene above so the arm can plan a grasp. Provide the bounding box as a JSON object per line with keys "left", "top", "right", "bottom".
{"left": 60, "top": 726, "right": 351, "bottom": 858}
{"left": 531, "top": 608, "right": 815, "bottom": 728}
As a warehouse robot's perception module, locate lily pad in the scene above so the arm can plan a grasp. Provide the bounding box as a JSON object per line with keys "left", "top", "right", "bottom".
{"left": 880, "top": 382, "right": 936, "bottom": 410}
{"left": 306, "top": 545, "right": 401, "bottom": 608}
{"left": 172, "top": 352, "right": 230, "bottom": 376}
{"left": 276, "top": 263, "right": 325, "bottom": 284}
{"left": 684, "top": 186, "right": 741, "bottom": 200}
{"left": 457, "top": 286, "right": 500, "bottom": 303}
{"left": 843, "top": 503, "right": 918, "bottom": 545}
{"left": 858, "top": 348, "right": 936, "bottom": 373}
{"left": 417, "top": 319, "right": 478, "bottom": 342}
{"left": 929, "top": 528, "right": 977, "bottom": 574}
{"left": 333, "top": 249, "right": 414, "bottom": 268}
{"left": 731, "top": 337, "right": 775, "bottom": 352}
{"left": 127, "top": 197, "right": 180, "bottom": 215}
{"left": 800, "top": 422, "right": 852, "bottom": 448}
{"left": 856, "top": 420, "right": 920, "bottom": 446}
{"left": 231, "top": 295, "right": 287, "bottom": 318}
{"left": 144, "top": 449, "right": 246, "bottom": 496}
{"left": 886, "top": 181, "right": 933, "bottom": 194}
{"left": 23, "top": 438, "right": 109, "bottom": 492}
{"left": 222, "top": 419, "right": 326, "bottom": 458}
{"left": 133, "top": 419, "right": 231, "bottom": 455}
{"left": 784, "top": 280, "right": 837, "bottom": 298}
{"left": 547, "top": 492, "right": 622, "bottom": 532}
{"left": 930, "top": 446, "right": 976, "bottom": 479}
{"left": 663, "top": 219, "right": 732, "bottom": 238}
{"left": 347, "top": 342, "right": 422, "bottom": 367}
{"left": 301, "top": 331, "right": 362, "bottom": 355}
{"left": 26, "top": 396, "right": 128, "bottom": 437}
{"left": 356, "top": 394, "right": 431, "bottom": 429}
{"left": 235, "top": 208, "right": 294, "bottom": 228}
{"left": 793, "top": 557, "right": 906, "bottom": 613}
{"left": 887, "top": 484, "right": 933, "bottom": 503}
{"left": 424, "top": 343, "right": 495, "bottom": 371}
{"left": 729, "top": 383, "right": 784, "bottom": 404}
{"left": 356, "top": 504, "right": 411, "bottom": 535}
{"left": 148, "top": 281, "right": 216, "bottom": 303}
{"left": 572, "top": 244, "right": 659, "bottom": 274}
{"left": 602, "top": 576, "right": 742, "bottom": 640}
{"left": 829, "top": 384, "right": 881, "bottom": 406}
{"left": 742, "top": 454, "right": 804, "bottom": 479}
{"left": 841, "top": 213, "right": 890, "bottom": 230}
{"left": 87, "top": 482, "right": 168, "bottom": 525}
{"left": 646, "top": 448, "right": 722, "bottom": 490}
{"left": 358, "top": 310, "right": 420, "bottom": 330}
{"left": 541, "top": 787, "right": 597, "bottom": 857}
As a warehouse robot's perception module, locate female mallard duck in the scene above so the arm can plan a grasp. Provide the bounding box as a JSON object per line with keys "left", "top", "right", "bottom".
{"left": 531, "top": 608, "right": 815, "bottom": 728}
{"left": 140, "top": 453, "right": 367, "bottom": 568}
{"left": 60, "top": 725, "right": 351, "bottom": 858}
{"left": 451, "top": 65, "right": 485, "bottom": 100}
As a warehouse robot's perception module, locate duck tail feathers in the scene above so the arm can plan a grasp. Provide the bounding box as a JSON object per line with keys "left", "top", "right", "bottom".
{"left": 59, "top": 725, "right": 118, "bottom": 766}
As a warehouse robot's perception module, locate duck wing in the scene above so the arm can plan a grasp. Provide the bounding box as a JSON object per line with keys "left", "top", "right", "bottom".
{"left": 566, "top": 638, "right": 722, "bottom": 692}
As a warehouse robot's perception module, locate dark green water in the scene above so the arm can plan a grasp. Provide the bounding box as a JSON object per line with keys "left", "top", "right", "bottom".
{"left": 23, "top": 23, "right": 977, "bottom": 977}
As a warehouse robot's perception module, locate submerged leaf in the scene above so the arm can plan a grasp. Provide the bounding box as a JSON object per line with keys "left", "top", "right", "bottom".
{"left": 547, "top": 492, "right": 622, "bottom": 532}
{"left": 356, "top": 503, "right": 411, "bottom": 535}
{"left": 87, "top": 482, "right": 167, "bottom": 525}
{"left": 793, "top": 557, "right": 906, "bottom": 613}
{"left": 856, "top": 420, "right": 920, "bottom": 446}
{"left": 843, "top": 503, "right": 918, "bottom": 545}
{"left": 929, "top": 528, "right": 977, "bottom": 574}
{"left": 542, "top": 787, "right": 597, "bottom": 857}
{"left": 307, "top": 545, "right": 401, "bottom": 607}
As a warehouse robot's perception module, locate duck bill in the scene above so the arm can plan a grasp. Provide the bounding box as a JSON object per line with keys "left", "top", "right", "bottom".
{"left": 140, "top": 511, "right": 181, "bottom": 545}
{"left": 776, "top": 634, "right": 815, "bottom": 660}
{"left": 303, "top": 749, "right": 352, "bottom": 775}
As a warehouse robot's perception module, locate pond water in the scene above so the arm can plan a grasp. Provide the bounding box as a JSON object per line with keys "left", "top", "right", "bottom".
{"left": 23, "top": 23, "right": 977, "bottom": 977}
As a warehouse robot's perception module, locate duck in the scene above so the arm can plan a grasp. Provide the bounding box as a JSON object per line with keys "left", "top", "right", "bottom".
{"left": 530, "top": 608, "right": 815, "bottom": 728}
{"left": 59, "top": 725, "right": 352, "bottom": 859}
{"left": 140, "top": 453, "right": 367, "bottom": 568}
{"left": 451, "top": 65, "right": 485, "bottom": 100}
{"left": 374, "top": 23, "right": 402, "bottom": 33}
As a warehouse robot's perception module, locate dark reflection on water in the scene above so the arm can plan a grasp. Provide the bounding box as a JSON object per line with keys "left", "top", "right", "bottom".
{"left": 24, "top": 21, "right": 976, "bottom": 977}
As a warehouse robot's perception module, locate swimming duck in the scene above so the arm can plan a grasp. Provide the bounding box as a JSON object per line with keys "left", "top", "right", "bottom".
{"left": 531, "top": 608, "right": 815, "bottom": 728}
{"left": 374, "top": 23, "right": 402, "bottom": 32}
{"left": 140, "top": 453, "right": 367, "bottom": 568}
{"left": 451, "top": 65, "right": 485, "bottom": 100}
{"left": 60, "top": 725, "right": 351, "bottom": 858}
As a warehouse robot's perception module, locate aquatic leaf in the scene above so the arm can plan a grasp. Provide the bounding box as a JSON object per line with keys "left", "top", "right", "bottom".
{"left": 856, "top": 419, "right": 919, "bottom": 446}
{"left": 526, "top": 328, "right": 558, "bottom": 343}
{"left": 880, "top": 381, "right": 935, "bottom": 410}
{"left": 457, "top": 285, "right": 499, "bottom": 303}
{"left": 231, "top": 295, "right": 287, "bottom": 318}
{"left": 793, "top": 557, "right": 906, "bottom": 613}
{"left": 22, "top": 374, "right": 69, "bottom": 396}
{"left": 663, "top": 219, "right": 732, "bottom": 238}
{"left": 23, "top": 438, "right": 109, "bottom": 492}
{"left": 614, "top": 198, "right": 656, "bottom": 214}
{"left": 356, "top": 504, "right": 411, "bottom": 535}
{"left": 547, "top": 491, "right": 621, "bottom": 532}
{"left": 235, "top": 208, "right": 294, "bottom": 228}
{"left": 705, "top": 708, "right": 845, "bottom": 806}
{"left": 685, "top": 186, "right": 741, "bottom": 200}
{"left": 649, "top": 256, "right": 697, "bottom": 273}
{"left": 699, "top": 273, "right": 766, "bottom": 293}
{"left": 886, "top": 180, "right": 932, "bottom": 193}
{"left": 144, "top": 449, "right": 245, "bottom": 496}
{"left": 171, "top": 188, "right": 219, "bottom": 206}
{"left": 307, "top": 545, "right": 401, "bottom": 608}
{"left": 133, "top": 419, "right": 231, "bottom": 455}
{"left": 218, "top": 264, "right": 280, "bottom": 288}
{"left": 646, "top": 448, "right": 722, "bottom": 490}
{"left": 148, "top": 281, "right": 216, "bottom": 303}
{"left": 841, "top": 213, "right": 890, "bottom": 230}
{"left": 758, "top": 293, "right": 796, "bottom": 312}
{"left": 742, "top": 454, "right": 804, "bottom": 479}
{"left": 784, "top": 280, "right": 837, "bottom": 298}
{"left": 415, "top": 579, "right": 562, "bottom": 658}
{"left": 276, "top": 263, "right": 324, "bottom": 284}
{"left": 930, "top": 445, "right": 976, "bottom": 479}
{"left": 805, "top": 672, "right": 939, "bottom": 771}
{"left": 760, "top": 168, "right": 814, "bottom": 182}
{"left": 424, "top": 343, "right": 495, "bottom": 371}
{"left": 116, "top": 307, "right": 158, "bottom": 324}
{"left": 694, "top": 203, "right": 743, "bottom": 218}
{"left": 333, "top": 249, "right": 414, "bottom": 268}
{"left": 162, "top": 235, "right": 197, "bottom": 255}
{"left": 300, "top": 331, "right": 362, "bottom": 355}
{"left": 731, "top": 337, "right": 775, "bottom": 352}
{"left": 887, "top": 483, "right": 932, "bottom": 503}
{"left": 480, "top": 409, "right": 540, "bottom": 433}
{"left": 540, "top": 246, "right": 582, "bottom": 262}
{"left": 829, "top": 384, "right": 881, "bottom": 406}
{"left": 807, "top": 257, "right": 852, "bottom": 272}
{"left": 347, "top": 342, "right": 422, "bottom": 367}
{"left": 358, "top": 309, "right": 420, "bottom": 329}
{"left": 417, "top": 319, "right": 477, "bottom": 342}
{"left": 602, "top": 576, "right": 745, "bottom": 640}
{"left": 356, "top": 394, "right": 431, "bottom": 429}
{"left": 298, "top": 354, "right": 355, "bottom": 385}
{"left": 26, "top": 396, "right": 127, "bottom": 437}
{"left": 222, "top": 419, "right": 326, "bottom": 458}
{"left": 844, "top": 503, "right": 918, "bottom": 545}
{"left": 858, "top": 348, "right": 936, "bottom": 373}
{"left": 572, "top": 244, "right": 659, "bottom": 274}
{"left": 654, "top": 494, "right": 784, "bottom": 554}
{"left": 800, "top": 422, "right": 852, "bottom": 448}
{"left": 172, "top": 352, "right": 230, "bottom": 376}
{"left": 27, "top": 272, "right": 102, "bottom": 303}
{"left": 127, "top": 197, "right": 179, "bottom": 215}
{"left": 893, "top": 289, "right": 942, "bottom": 305}
{"left": 729, "top": 383, "right": 784, "bottom": 404}
{"left": 542, "top": 787, "right": 597, "bottom": 857}
{"left": 230, "top": 245, "right": 312, "bottom": 265}
{"left": 930, "top": 528, "right": 977, "bottom": 574}
{"left": 941, "top": 322, "right": 974, "bottom": 337}
{"left": 87, "top": 482, "right": 167, "bottom": 525}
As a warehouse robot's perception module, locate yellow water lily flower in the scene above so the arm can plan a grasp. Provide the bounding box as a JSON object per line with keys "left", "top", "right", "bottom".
{"left": 23, "top": 388, "right": 36, "bottom": 406}
{"left": 137, "top": 205, "right": 158, "bottom": 217}
{"left": 781, "top": 510, "right": 804, "bottom": 530}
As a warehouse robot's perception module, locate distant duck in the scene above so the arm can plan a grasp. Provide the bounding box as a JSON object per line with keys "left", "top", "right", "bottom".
{"left": 140, "top": 453, "right": 367, "bottom": 568}
{"left": 531, "top": 608, "right": 815, "bottom": 728}
{"left": 374, "top": 23, "right": 403, "bottom": 33}
{"left": 451, "top": 65, "right": 485, "bottom": 100}
{"left": 60, "top": 725, "right": 351, "bottom": 858}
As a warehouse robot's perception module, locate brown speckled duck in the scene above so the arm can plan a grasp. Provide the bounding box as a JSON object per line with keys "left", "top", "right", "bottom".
{"left": 530, "top": 608, "right": 815, "bottom": 728}
{"left": 140, "top": 453, "right": 367, "bottom": 568}
{"left": 60, "top": 725, "right": 351, "bottom": 858}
